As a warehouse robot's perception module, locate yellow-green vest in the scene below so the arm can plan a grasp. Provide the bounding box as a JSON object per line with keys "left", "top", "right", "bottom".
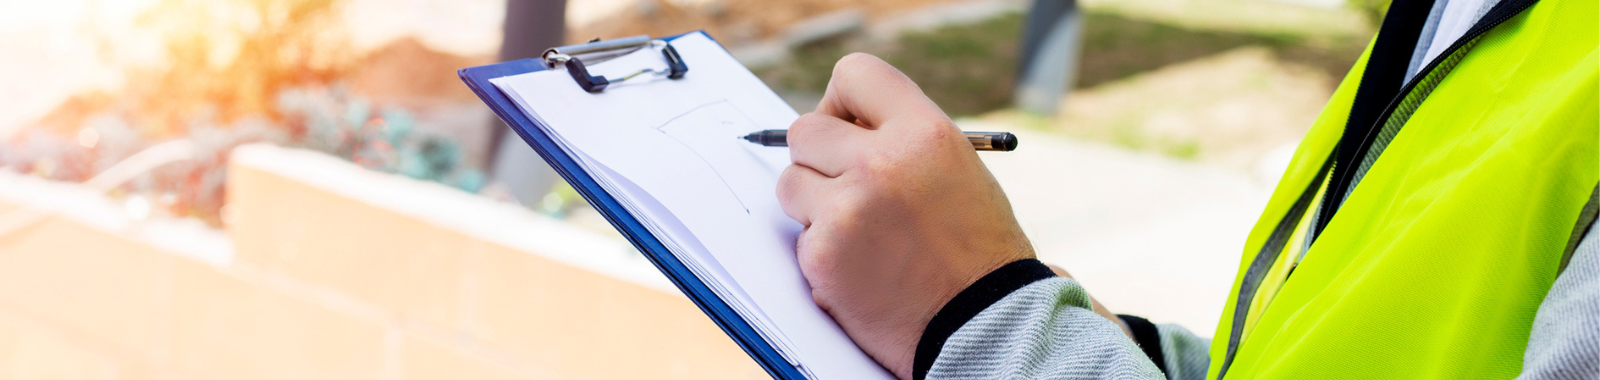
{"left": 1208, "top": 0, "right": 1598, "bottom": 377}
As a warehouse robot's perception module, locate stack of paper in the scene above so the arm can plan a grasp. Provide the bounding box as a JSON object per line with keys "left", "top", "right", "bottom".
{"left": 490, "top": 32, "right": 892, "bottom": 379}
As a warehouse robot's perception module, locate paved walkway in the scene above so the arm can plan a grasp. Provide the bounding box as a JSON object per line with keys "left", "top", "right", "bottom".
{"left": 968, "top": 120, "right": 1285, "bottom": 335}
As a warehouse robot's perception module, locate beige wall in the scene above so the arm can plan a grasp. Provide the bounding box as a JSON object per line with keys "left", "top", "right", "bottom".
{"left": 0, "top": 144, "right": 766, "bottom": 380}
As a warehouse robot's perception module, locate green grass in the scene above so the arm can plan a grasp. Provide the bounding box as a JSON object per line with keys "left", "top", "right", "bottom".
{"left": 757, "top": 14, "right": 1024, "bottom": 117}
{"left": 755, "top": 11, "right": 1366, "bottom": 117}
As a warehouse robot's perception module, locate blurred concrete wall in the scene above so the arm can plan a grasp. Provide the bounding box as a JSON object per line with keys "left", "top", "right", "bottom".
{"left": 0, "top": 144, "right": 764, "bottom": 380}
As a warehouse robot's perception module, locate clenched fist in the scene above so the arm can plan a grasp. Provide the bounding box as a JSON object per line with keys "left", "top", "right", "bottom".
{"left": 777, "top": 53, "right": 1036, "bottom": 379}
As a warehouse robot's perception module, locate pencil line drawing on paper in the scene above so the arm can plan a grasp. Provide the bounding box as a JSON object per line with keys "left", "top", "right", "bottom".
{"left": 655, "top": 100, "right": 781, "bottom": 214}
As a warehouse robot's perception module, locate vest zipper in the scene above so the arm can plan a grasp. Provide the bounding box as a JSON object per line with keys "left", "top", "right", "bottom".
{"left": 1216, "top": 0, "right": 1540, "bottom": 378}
{"left": 1311, "top": 0, "right": 1541, "bottom": 241}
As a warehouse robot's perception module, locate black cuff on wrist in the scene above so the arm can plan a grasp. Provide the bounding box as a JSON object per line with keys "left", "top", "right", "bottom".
{"left": 1118, "top": 314, "right": 1169, "bottom": 375}
{"left": 912, "top": 258, "right": 1056, "bottom": 380}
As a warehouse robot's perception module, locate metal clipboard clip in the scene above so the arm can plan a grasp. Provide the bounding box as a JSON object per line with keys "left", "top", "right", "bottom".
{"left": 542, "top": 35, "right": 688, "bottom": 93}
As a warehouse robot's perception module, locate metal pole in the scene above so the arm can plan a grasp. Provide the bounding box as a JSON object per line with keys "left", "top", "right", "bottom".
{"left": 487, "top": 0, "right": 567, "bottom": 207}
{"left": 1015, "top": 0, "right": 1082, "bottom": 115}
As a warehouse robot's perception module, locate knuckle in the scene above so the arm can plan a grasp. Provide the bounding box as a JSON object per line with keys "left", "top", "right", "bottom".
{"left": 776, "top": 165, "right": 804, "bottom": 201}
{"left": 787, "top": 113, "right": 827, "bottom": 143}
{"left": 791, "top": 112, "right": 823, "bottom": 129}
{"left": 861, "top": 151, "right": 901, "bottom": 179}
{"left": 796, "top": 231, "right": 837, "bottom": 272}
{"left": 832, "top": 53, "right": 885, "bottom": 80}
{"left": 858, "top": 139, "right": 941, "bottom": 197}
{"left": 910, "top": 118, "right": 960, "bottom": 146}
{"left": 830, "top": 190, "right": 873, "bottom": 228}
{"left": 812, "top": 291, "right": 837, "bottom": 314}
{"left": 799, "top": 247, "right": 832, "bottom": 274}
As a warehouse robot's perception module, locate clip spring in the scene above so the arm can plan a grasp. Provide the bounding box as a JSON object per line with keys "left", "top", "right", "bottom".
{"left": 542, "top": 36, "right": 689, "bottom": 93}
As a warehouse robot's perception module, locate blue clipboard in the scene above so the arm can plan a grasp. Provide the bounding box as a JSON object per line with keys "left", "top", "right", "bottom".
{"left": 457, "top": 31, "right": 806, "bottom": 380}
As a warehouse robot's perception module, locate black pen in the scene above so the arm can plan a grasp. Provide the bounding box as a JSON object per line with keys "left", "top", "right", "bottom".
{"left": 740, "top": 129, "right": 1018, "bottom": 151}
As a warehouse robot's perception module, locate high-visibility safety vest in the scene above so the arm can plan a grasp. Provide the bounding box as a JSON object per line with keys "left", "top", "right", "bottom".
{"left": 1207, "top": 0, "right": 1598, "bottom": 377}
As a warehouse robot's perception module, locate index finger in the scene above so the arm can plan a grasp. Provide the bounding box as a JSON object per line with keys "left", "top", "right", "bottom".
{"left": 815, "top": 53, "right": 946, "bottom": 128}
{"left": 787, "top": 112, "right": 870, "bottom": 178}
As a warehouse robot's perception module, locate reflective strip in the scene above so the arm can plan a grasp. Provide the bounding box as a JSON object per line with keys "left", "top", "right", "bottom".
{"left": 1561, "top": 185, "right": 1600, "bottom": 274}
{"left": 1214, "top": 157, "right": 1331, "bottom": 380}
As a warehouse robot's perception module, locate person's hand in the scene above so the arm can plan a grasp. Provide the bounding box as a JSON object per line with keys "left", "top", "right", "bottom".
{"left": 776, "top": 53, "right": 1035, "bottom": 379}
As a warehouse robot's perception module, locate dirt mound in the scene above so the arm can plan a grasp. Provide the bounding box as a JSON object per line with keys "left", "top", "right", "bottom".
{"left": 570, "top": 0, "right": 963, "bottom": 46}
{"left": 347, "top": 37, "right": 494, "bottom": 106}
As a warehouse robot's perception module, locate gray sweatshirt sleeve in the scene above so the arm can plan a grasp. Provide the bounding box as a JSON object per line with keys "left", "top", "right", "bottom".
{"left": 928, "top": 221, "right": 1594, "bottom": 380}
{"left": 1154, "top": 323, "right": 1212, "bottom": 380}
{"left": 926, "top": 277, "right": 1167, "bottom": 379}
{"left": 1516, "top": 220, "right": 1600, "bottom": 379}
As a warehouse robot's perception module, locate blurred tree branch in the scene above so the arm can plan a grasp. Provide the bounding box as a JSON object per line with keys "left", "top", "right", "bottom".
{"left": 127, "top": 0, "right": 352, "bottom": 136}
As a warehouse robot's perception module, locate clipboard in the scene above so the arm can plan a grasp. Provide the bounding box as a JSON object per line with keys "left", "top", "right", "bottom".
{"left": 458, "top": 32, "right": 807, "bottom": 380}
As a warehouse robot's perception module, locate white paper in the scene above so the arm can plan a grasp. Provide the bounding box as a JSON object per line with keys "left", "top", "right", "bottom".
{"left": 492, "top": 32, "right": 891, "bottom": 379}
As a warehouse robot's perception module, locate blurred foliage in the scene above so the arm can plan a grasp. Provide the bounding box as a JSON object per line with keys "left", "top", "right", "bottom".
{"left": 279, "top": 87, "right": 486, "bottom": 192}
{"left": 1349, "top": 0, "right": 1394, "bottom": 28}
{"left": 540, "top": 182, "right": 587, "bottom": 218}
{"left": 1, "top": 0, "right": 350, "bottom": 225}
{"left": 757, "top": 11, "right": 1366, "bottom": 117}
{"left": 758, "top": 14, "right": 1023, "bottom": 117}
{"left": 127, "top": 0, "right": 352, "bottom": 137}
{"left": 1077, "top": 13, "right": 1364, "bottom": 89}
{"left": 3, "top": 0, "right": 484, "bottom": 226}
